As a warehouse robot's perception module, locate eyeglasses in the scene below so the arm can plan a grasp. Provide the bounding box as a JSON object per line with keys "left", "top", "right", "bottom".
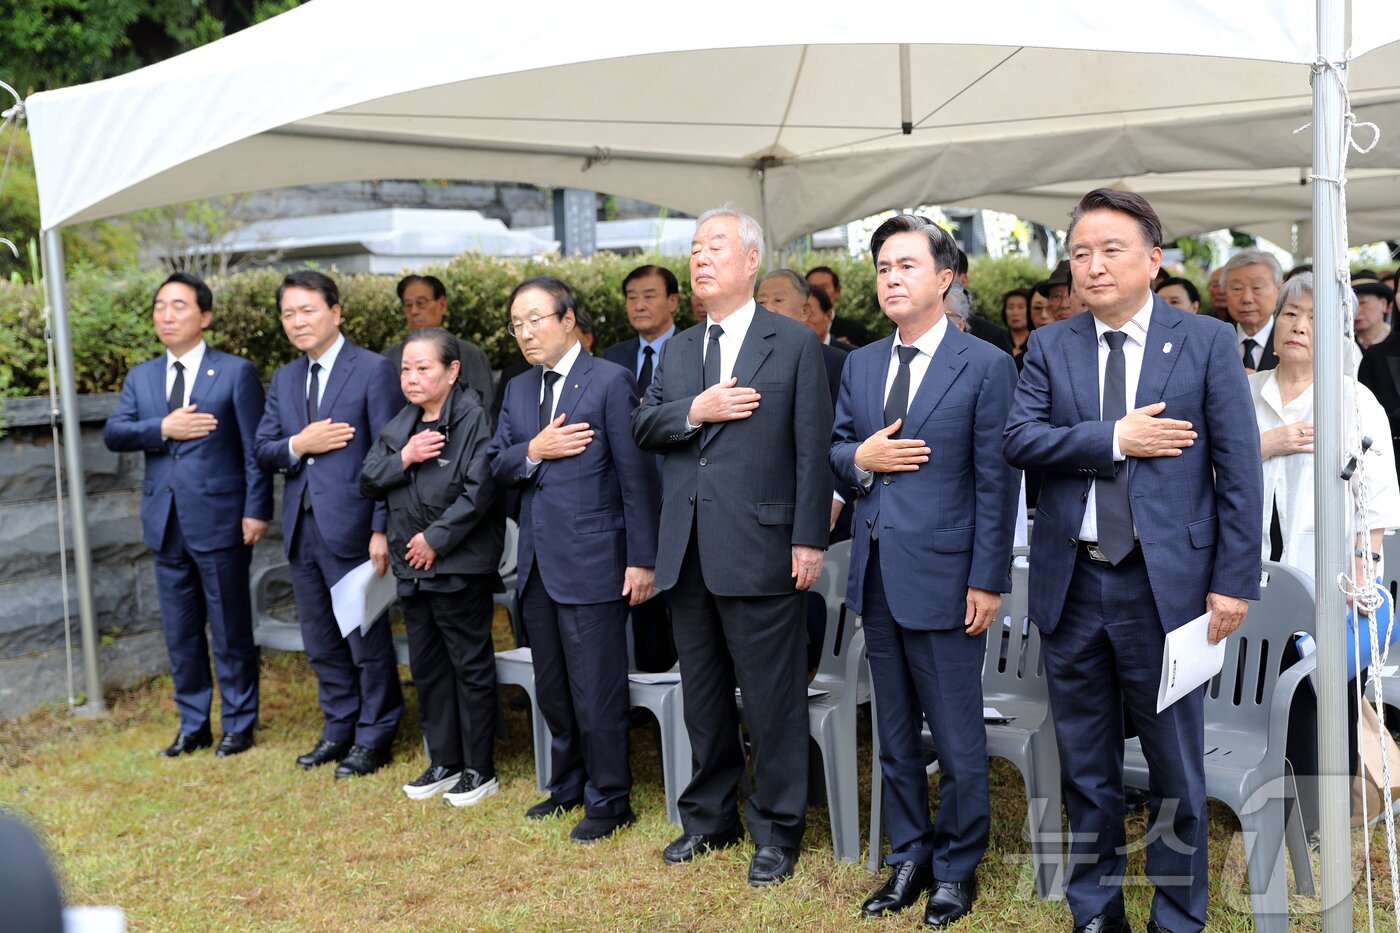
{"left": 506, "top": 313, "right": 561, "bottom": 337}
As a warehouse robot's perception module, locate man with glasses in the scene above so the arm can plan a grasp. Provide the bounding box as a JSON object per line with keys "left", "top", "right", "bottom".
{"left": 383, "top": 274, "right": 495, "bottom": 416}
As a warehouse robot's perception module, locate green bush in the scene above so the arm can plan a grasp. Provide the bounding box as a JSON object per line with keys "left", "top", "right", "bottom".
{"left": 0, "top": 250, "right": 1063, "bottom": 398}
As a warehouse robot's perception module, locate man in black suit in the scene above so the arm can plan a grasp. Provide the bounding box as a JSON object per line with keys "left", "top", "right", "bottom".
{"left": 382, "top": 274, "right": 495, "bottom": 415}
{"left": 254, "top": 270, "right": 404, "bottom": 779}
{"left": 603, "top": 265, "right": 682, "bottom": 671}
{"left": 1221, "top": 248, "right": 1282, "bottom": 372}
{"left": 808, "top": 265, "right": 870, "bottom": 347}
{"left": 633, "top": 209, "right": 834, "bottom": 886}
{"left": 954, "top": 249, "right": 1015, "bottom": 355}
{"left": 1359, "top": 281, "right": 1400, "bottom": 464}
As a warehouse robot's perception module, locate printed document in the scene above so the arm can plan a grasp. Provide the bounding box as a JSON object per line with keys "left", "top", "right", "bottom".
{"left": 1157, "top": 610, "right": 1227, "bottom": 712}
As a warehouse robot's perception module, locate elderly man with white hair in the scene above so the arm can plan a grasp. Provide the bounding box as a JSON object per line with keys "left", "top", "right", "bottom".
{"left": 1222, "top": 248, "right": 1284, "bottom": 372}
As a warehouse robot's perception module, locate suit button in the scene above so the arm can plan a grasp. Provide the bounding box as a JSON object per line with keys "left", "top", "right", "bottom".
{"left": 307, "top": 457, "right": 316, "bottom": 465}
{"left": 166, "top": 485, "right": 173, "bottom": 492}
{"left": 173, "top": 454, "right": 181, "bottom": 461}
{"left": 699, "top": 457, "right": 707, "bottom": 466}
{"left": 865, "top": 519, "right": 873, "bottom": 528}
{"left": 1081, "top": 492, "right": 1088, "bottom": 503}
{"left": 688, "top": 496, "right": 695, "bottom": 506}
{"left": 882, "top": 475, "right": 892, "bottom": 486}
{"left": 1067, "top": 537, "right": 1076, "bottom": 548}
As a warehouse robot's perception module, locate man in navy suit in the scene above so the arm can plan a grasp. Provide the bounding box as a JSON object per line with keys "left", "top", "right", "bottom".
{"left": 488, "top": 275, "right": 660, "bottom": 843}
{"left": 830, "top": 216, "right": 1018, "bottom": 926}
{"left": 632, "top": 209, "right": 833, "bottom": 887}
{"left": 254, "top": 270, "right": 404, "bottom": 780}
{"left": 1004, "top": 190, "right": 1262, "bottom": 933}
{"left": 104, "top": 272, "right": 272, "bottom": 758}
{"left": 602, "top": 264, "right": 680, "bottom": 672}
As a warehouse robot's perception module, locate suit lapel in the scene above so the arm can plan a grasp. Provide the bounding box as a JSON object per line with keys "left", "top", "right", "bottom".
{"left": 538, "top": 353, "right": 595, "bottom": 482}
{"left": 145, "top": 355, "right": 169, "bottom": 420}
{"left": 903, "top": 326, "right": 969, "bottom": 434}
{"left": 1065, "top": 313, "right": 1101, "bottom": 422}
{"left": 701, "top": 309, "right": 775, "bottom": 449}
{"left": 866, "top": 335, "right": 896, "bottom": 430}
{"left": 1133, "top": 298, "right": 1185, "bottom": 410}
{"left": 188, "top": 348, "right": 222, "bottom": 410}
{"left": 317, "top": 341, "right": 356, "bottom": 419}
{"left": 291, "top": 356, "right": 312, "bottom": 432}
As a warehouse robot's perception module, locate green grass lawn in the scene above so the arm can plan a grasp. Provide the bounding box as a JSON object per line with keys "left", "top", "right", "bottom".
{"left": 1, "top": 616, "right": 1396, "bottom": 931}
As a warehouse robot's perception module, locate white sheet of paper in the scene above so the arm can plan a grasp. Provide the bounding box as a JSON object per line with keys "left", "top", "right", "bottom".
{"left": 628, "top": 670, "right": 681, "bottom": 685}
{"left": 1157, "top": 610, "right": 1227, "bottom": 712}
{"left": 497, "top": 647, "right": 532, "bottom": 663}
{"left": 983, "top": 707, "right": 1009, "bottom": 721}
{"left": 329, "top": 561, "right": 396, "bottom": 639}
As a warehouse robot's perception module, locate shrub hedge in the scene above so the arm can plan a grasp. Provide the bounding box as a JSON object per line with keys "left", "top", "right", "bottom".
{"left": 0, "top": 251, "right": 1057, "bottom": 398}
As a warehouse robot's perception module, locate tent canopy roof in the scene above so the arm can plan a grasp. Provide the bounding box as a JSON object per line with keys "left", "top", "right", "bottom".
{"left": 25, "top": 0, "right": 1400, "bottom": 244}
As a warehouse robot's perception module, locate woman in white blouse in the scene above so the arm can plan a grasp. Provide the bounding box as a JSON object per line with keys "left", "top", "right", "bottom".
{"left": 1249, "top": 271, "right": 1400, "bottom": 836}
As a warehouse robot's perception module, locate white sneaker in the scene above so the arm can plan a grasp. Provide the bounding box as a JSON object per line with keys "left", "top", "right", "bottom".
{"left": 402, "top": 764, "right": 463, "bottom": 800}
{"left": 443, "top": 769, "right": 499, "bottom": 807}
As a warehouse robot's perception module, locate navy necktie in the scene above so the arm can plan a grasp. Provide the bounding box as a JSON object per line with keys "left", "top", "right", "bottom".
{"left": 1096, "top": 330, "right": 1134, "bottom": 563}
{"left": 1242, "top": 337, "right": 1257, "bottom": 367}
{"left": 301, "top": 362, "right": 321, "bottom": 511}
{"left": 883, "top": 345, "right": 920, "bottom": 437}
{"left": 703, "top": 324, "right": 724, "bottom": 389}
{"left": 540, "top": 370, "right": 561, "bottom": 432}
{"left": 168, "top": 361, "right": 185, "bottom": 414}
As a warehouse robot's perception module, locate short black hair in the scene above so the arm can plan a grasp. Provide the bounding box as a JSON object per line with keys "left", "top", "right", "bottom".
{"left": 507, "top": 275, "right": 581, "bottom": 327}
{"left": 809, "top": 283, "right": 833, "bottom": 314}
{"left": 1156, "top": 276, "right": 1201, "bottom": 305}
{"left": 277, "top": 269, "right": 339, "bottom": 310}
{"left": 1001, "top": 288, "right": 1031, "bottom": 314}
{"left": 622, "top": 264, "right": 679, "bottom": 297}
{"left": 869, "top": 214, "right": 959, "bottom": 277}
{"left": 1031, "top": 280, "right": 1053, "bottom": 300}
{"left": 404, "top": 327, "right": 461, "bottom": 368}
{"left": 955, "top": 249, "right": 969, "bottom": 276}
{"left": 397, "top": 274, "right": 447, "bottom": 301}
{"left": 1066, "top": 188, "right": 1163, "bottom": 252}
{"left": 155, "top": 271, "right": 213, "bottom": 313}
{"left": 806, "top": 266, "right": 841, "bottom": 289}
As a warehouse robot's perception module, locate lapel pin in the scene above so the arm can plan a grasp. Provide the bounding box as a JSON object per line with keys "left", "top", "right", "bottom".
{"left": 573, "top": 384, "right": 579, "bottom": 389}
{"left": 1162, "top": 342, "right": 1173, "bottom": 354}
{"left": 207, "top": 368, "right": 216, "bottom": 376}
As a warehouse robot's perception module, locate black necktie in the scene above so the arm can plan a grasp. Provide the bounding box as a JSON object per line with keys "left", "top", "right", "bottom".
{"left": 703, "top": 324, "right": 724, "bottom": 389}
{"left": 1096, "top": 330, "right": 1134, "bottom": 563}
{"left": 301, "top": 362, "right": 321, "bottom": 511}
{"left": 883, "top": 345, "right": 919, "bottom": 437}
{"left": 1269, "top": 495, "right": 1285, "bottom": 562}
{"left": 1242, "top": 337, "right": 1257, "bottom": 367}
{"left": 540, "top": 370, "right": 561, "bottom": 432}
{"left": 168, "top": 361, "right": 185, "bottom": 414}
{"left": 638, "top": 346, "right": 654, "bottom": 395}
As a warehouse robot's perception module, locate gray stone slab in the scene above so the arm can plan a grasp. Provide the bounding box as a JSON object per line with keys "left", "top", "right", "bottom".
{"left": 0, "top": 629, "right": 169, "bottom": 721}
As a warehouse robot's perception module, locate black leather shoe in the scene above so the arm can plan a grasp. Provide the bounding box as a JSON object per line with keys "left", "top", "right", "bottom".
{"left": 296, "top": 739, "right": 351, "bottom": 770}
{"left": 662, "top": 826, "right": 743, "bottom": 864}
{"left": 748, "top": 845, "right": 798, "bottom": 886}
{"left": 1144, "top": 922, "right": 1173, "bottom": 933}
{"left": 214, "top": 731, "right": 254, "bottom": 757}
{"left": 159, "top": 728, "right": 212, "bottom": 757}
{"left": 334, "top": 745, "right": 390, "bottom": 779}
{"left": 526, "top": 796, "right": 584, "bottom": 820}
{"left": 862, "top": 861, "right": 933, "bottom": 916}
{"left": 923, "top": 878, "right": 976, "bottom": 927}
{"left": 570, "top": 808, "right": 636, "bottom": 844}
{"left": 1073, "top": 915, "right": 1132, "bottom": 933}
{"left": 1123, "top": 785, "right": 1151, "bottom": 815}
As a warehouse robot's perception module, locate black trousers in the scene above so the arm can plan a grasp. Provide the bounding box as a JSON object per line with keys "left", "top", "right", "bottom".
{"left": 629, "top": 593, "right": 677, "bottom": 673}
{"left": 669, "top": 529, "right": 809, "bottom": 848}
{"left": 521, "top": 568, "right": 632, "bottom": 817}
{"left": 401, "top": 577, "right": 497, "bottom": 775}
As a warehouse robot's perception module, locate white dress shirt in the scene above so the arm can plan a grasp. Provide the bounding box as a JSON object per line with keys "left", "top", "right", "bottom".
{"left": 525, "top": 340, "right": 584, "bottom": 473}
{"left": 1237, "top": 317, "right": 1275, "bottom": 369}
{"left": 164, "top": 340, "right": 207, "bottom": 409}
{"left": 288, "top": 332, "right": 346, "bottom": 463}
{"left": 685, "top": 299, "right": 758, "bottom": 432}
{"left": 1078, "top": 297, "right": 1152, "bottom": 542}
{"left": 855, "top": 314, "right": 950, "bottom": 488}
{"left": 636, "top": 326, "right": 676, "bottom": 377}
{"left": 1250, "top": 370, "right": 1400, "bottom": 581}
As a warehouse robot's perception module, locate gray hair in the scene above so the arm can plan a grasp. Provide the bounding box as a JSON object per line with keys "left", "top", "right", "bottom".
{"left": 759, "top": 268, "right": 810, "bottom": 300}
{"left": 1222, "top": 248, "right": 1283, "bottom": 289}
{"left": 1275, "top": 270, "right": 1313, "bottom": 316}
{"left": 695, "top": 206, "right": 765, "bottom": 261}
{"left": 945, "top": 283, "right": 972, "bottom": 324}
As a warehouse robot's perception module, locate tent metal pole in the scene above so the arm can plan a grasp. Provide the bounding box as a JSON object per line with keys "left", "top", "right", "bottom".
{"left": 1312, "top": 0, "right": 1351, "bottom": 927}
{"left": 40, "top": 228, "right": 107, "bottom": 718}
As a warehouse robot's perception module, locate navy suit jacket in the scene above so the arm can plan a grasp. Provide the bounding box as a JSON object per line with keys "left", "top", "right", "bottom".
{"left": 632, "top": 306, "right": 834, "bottom": 596}
{"left": 831, "top": 324, "right": 1019, "bottom": 627}
{"left": 103, "top": 347, "right": 272, "bottom": 553}
{"left": 602, "top": 337, "right": 641, "bottom": 374}
{"left": 1004, "top": 298, "right": 1263, "bottom": 634}
{"left": 253, "top": 339, "right": 400, "bottom": 561}
{"left": 487, "top": 352, "right": 660, "bottom": 605}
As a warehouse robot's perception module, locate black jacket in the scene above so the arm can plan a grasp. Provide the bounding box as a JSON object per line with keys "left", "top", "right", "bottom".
{"left": 360, "top": 387, "right": 504, "bottom": 582}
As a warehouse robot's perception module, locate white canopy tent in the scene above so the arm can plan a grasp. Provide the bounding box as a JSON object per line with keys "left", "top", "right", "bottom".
{"left": 23, "top": 3, "right": 1400, "bottom": 928}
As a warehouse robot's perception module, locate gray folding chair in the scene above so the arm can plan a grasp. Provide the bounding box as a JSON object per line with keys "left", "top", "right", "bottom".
{"left": 250, "top": 562, "right": 303, "bottom": 652}
{"left": 628, "top": 671, "right": 690, "bottom": 827}
{"left": 493, "top": 518, "right": 523, "bottom": 646}
{"left": 1122, "top": 560, "right": 1316, "bottom": 933}
{"left": 866, "top": 553, "right": 1065, "bottom": 900}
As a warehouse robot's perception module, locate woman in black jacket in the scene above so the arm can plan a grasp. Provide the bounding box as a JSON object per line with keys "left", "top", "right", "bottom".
{"left": 361, "top": 327, "right": 504, "bottom": 807}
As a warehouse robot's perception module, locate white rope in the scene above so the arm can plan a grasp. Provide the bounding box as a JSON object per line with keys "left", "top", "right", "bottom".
{"left": 1305, "top": 55, "right": 1400, "bottom": 932}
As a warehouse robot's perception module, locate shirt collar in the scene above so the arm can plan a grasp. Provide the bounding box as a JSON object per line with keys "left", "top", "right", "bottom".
{"left": 893, "top": 313, "right": 949, "bottom": 358}
{"left": 166, "top": 340, "right": 207, "bottom": 373}
{"left": 1093, "top": 294, "right": 1154, "bottom": 346}
{"left": 309, "top": 332, "right": 346, "bottom": 372}
{"left": 1237, "top": 315, "right": 1274, "bottom": 346}
{"left": 639, "top": 326, "right": 675, "bottom": 352}
{"left": 710, "top": 299, "right": 756, "bottom": 338}
{"left": 547, "top": 339, "right": 584, "bottom": 381}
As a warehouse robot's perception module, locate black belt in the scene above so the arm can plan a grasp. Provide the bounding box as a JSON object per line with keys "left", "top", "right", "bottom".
{"left": 1077, "top": 541, "right": 1141, "bottom": 564}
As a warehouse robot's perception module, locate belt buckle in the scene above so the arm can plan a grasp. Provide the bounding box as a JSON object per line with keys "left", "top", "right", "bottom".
{"left": 1085, "top": 543, "right": 1109, "bottom": 563}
